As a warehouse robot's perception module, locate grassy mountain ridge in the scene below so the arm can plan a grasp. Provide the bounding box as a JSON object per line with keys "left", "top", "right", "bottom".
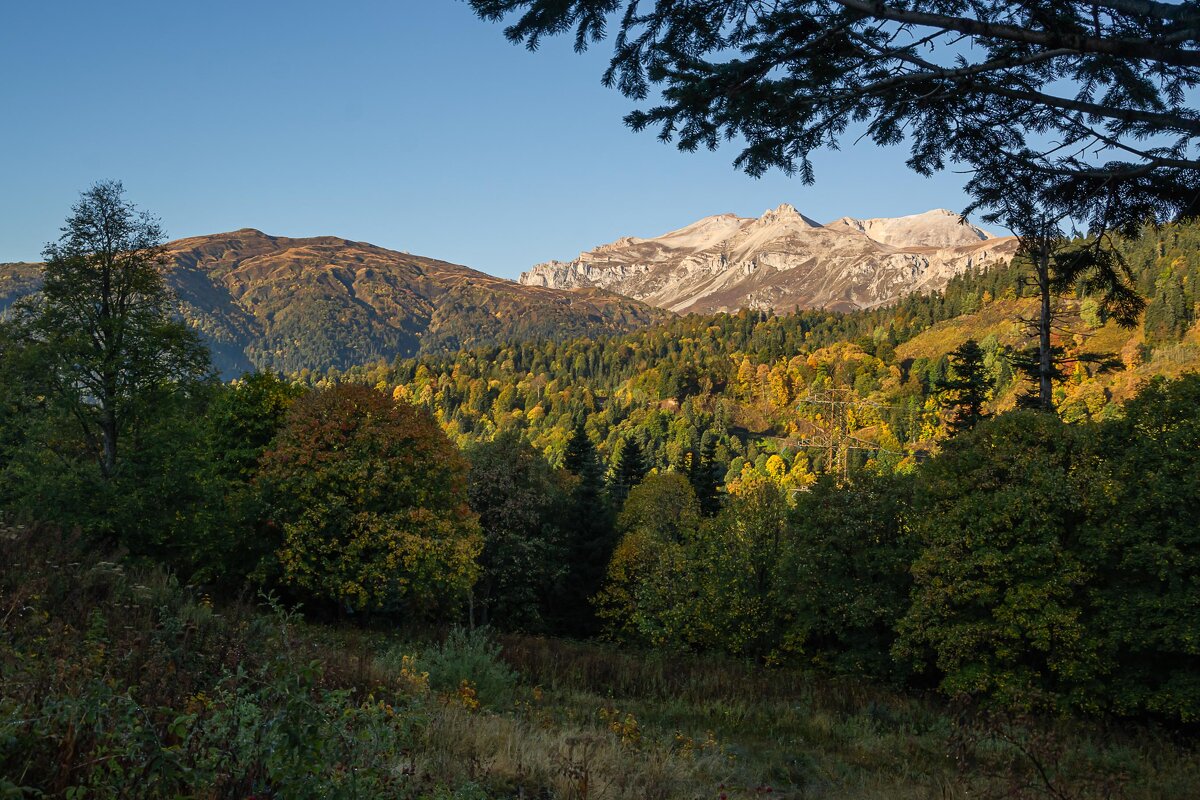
{"left": 0, "top": 262, "right": 40, "bottom": 313}
{"left": 1, "top": 229, "right": 667, "bottom": 376}
{"left": 168, "top": 228, "right": 669, "bottom": 375}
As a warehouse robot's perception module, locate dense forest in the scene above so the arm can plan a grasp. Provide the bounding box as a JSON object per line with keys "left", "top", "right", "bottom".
{"left": 2, "top": 186, "right": 1199, "bottom": 797}
{"left": 329, "top": 222, "right": 1200, "bottom": 492}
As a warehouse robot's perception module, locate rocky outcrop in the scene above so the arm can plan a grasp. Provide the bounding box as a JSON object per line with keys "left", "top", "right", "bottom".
{"left": 520, "top": 205, "right": 1017, "bottom": 313}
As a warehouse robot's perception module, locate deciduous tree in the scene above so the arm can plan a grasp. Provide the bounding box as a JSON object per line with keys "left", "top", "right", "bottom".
{"left": 895, "top": 412, "right": 1103, "bottom": 712}
{"left": 9, "top": 181, "right": 211, "bottom": 479}
{"left": 257, "top": 384, "right": 481, "bottom": 618}
{"left": 597, "top": 471, "right": 701, "bottom": 645}
{"left": 1088, "top": 375, "right": 1200, "bottom": 720}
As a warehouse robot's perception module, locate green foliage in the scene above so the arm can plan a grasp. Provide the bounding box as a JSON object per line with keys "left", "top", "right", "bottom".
{"left": 888, "top": 381, "right": 1200, "bottom": 721}
{"left": 896, "top": 412, "right": 1102, "bottom": 713}
{"left": 601, "top": 471, "right": 795, "bottom": 661}
{"left": 689, "top": 433, "right": 723, "bottom": 516}
{"left": 937, "top": 338, "right": 990, "bottom": 434}
{"left": 784, "top": 473, "right": 916, "bottom": 680}
{"left": 1088, "top": 375, "right": 1200, "bottom": 720}
{"left": 10, "top": 528, "right": 1196, "bottom": 800}
{"left": 1144, "top": 268, "right": 1193, "bottom": 344}
{"left": 466, "top": 428, "right": 568, "bottom": 632}
{"left": 607, "top": 436, "right": 647, "bottom": 509}
{"left": 0, "top": 526, "right": 433, "bottom": 798}
{"left": 557, "top": 422, "right": 616, "bottom": 635}
{"left": 6, "top": 181, "right": 211, "bottom": 479}
{"left": 182, "top": 372, "right": 308, "bottom": 584}
{"left": 0, "top": 380, "right": 217, "bottom": 561}
{"left": 691, "top": 475, "right": 794, "bottom": 660}
{"left": 6, "top": 184, "right": 1200, "bottom": 744}
{"left": 258, "top": 383, "right": 482, "bottom": 617}
{"left": 339, "top": 224, "right": 1192, "bottom": 499}
{"left": 421, "top": 626, "right": 519, "bottom": 710}
{"left": 598, "top": 472, "right": 702, "bottom": 646}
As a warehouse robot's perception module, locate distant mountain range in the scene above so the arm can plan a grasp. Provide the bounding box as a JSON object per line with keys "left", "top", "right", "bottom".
{"left": 0, "top": 229, "right": 663, "bottom": 376}
{"left": 519, "top": 206, "right": 1018, "bottom": 313}
{"left": 0, "top": 208, "right": 1021, "bottom": 375}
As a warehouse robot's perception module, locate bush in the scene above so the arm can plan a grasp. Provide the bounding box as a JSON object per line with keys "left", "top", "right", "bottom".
{"left": 0, "top": 524, "right": 431, "bottom": 798}
{"left": 423, "top": 627, "right": 519, "bottom": 710}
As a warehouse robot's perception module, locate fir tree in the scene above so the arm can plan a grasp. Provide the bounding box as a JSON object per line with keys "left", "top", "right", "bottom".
{"left": 609, "top": 437, "right": 647, "bottom": 510}
{"left": 558, "top": 422, "right": 615, "bottom": 635}
{"left": 690, "top": 432, "right": 723, "bottom": 516}
{"left": 938, "top": 339, "right": 991, "bottom": 434}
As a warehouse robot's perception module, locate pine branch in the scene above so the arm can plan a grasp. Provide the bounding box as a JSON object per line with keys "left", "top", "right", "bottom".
{"left": 832, "top": 0, "right": 1200, "bottom": 67}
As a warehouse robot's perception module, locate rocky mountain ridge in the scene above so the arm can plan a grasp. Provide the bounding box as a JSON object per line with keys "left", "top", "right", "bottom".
{"left": 519, "top": 206, "right": 1018, "bottom": 313}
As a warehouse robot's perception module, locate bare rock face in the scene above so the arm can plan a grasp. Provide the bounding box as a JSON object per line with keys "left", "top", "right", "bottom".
{"left": 825, "top": 208, "right": 995, "bottom": 248}
{"left": 520, "top": 205, "right": 1018, "bottom": 313}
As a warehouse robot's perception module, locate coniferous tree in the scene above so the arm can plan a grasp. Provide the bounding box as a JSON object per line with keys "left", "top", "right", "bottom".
{"left": 563, "top": 421, "right": 595, "bottom": 475}
{"left": 470, "top": 1, "right": 1199, "bottom": 229}
{"left": 609, "top": 436, "right": 647, "bottom": 509}
{"left": 690, "top": 432, "right": 723, "bottom": 516}
{"left": 1145, "top": 271, "right": 1190, "bottom": 344}
{"left": 558, "top": 422, "right": 615, "bottom": 635}
{"left": 938, "top": 339, "right": 991, "bottom": 434}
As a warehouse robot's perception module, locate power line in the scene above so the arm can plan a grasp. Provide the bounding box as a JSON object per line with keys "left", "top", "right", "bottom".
{"left": 791, "top": 386, "right": 903, "bottom": 482}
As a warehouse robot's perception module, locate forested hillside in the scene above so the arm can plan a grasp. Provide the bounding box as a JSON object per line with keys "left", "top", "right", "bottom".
{"left": 336, "top": 221, "right": 1200, "bottom": 489}
{"left": 8, "top": 0, "right": 1200, "bottom": 791}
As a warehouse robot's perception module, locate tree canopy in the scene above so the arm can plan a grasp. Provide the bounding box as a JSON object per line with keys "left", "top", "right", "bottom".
{"left": 7, "top": 181, "right": 211, "bottom": 478}
{"left": 466, "top": 428, "right": 569, "bottom": 631}
{"left": 258, "top": 384, "right": 482, "bottom": 617}
{"left": 471, "top": 0, "right": 1200, "bottom": 229}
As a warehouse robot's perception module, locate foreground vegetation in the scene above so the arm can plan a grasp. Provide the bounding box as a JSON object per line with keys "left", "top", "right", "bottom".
{"left": 3, "top": 526, "right": 1197, "bottom": 799}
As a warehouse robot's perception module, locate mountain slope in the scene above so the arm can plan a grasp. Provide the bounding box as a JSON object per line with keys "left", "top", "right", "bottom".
{"left": 0, "top": 263, "right": 41, "bottom": 313}
{"left": 519, "top": 206, "right": 1017, "bottom": 313}
{"left": 2, "top": 230, "right": 665, "bottom": 376}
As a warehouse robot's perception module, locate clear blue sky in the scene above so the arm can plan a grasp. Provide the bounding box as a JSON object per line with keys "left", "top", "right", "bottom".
{"left": 1, "top": 0, "right": 986, "bottom": 279}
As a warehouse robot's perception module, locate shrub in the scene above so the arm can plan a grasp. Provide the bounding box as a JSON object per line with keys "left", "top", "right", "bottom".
{"left": 423, "top": 627, "right": 519, "bottom": 710}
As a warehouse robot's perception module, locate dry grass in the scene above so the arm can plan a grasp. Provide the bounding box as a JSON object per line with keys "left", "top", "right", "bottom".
{"left": 3, "top": 526, "right": 1197, "bottom": 799}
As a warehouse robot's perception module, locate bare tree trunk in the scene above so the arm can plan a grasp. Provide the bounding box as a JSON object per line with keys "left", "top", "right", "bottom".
{"left": 99, "top": 366, "right": 118, "bottom": 479}
{"left": 100, "top": 410, "right": 117, "bottom": 479}
{"left": 1036, "top": 243, "right": 1055, "bottom": 412}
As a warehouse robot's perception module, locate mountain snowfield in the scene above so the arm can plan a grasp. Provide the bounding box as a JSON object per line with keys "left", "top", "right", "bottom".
{"left": 519, "top": 206, "right": 1018, "bottom": 313}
